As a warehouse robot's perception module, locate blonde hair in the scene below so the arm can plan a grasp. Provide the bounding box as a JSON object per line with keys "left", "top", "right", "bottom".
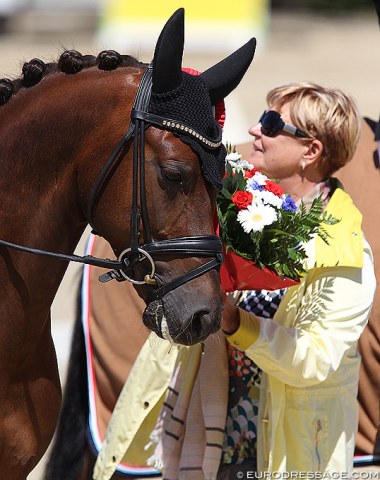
{"left": 266, "top": 82, "right": 361, "bottom": 177}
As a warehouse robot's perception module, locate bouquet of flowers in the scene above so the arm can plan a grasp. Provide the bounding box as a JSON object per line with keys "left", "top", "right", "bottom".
{"left": 217, "top": 146, "right": 339, "bottom": 291}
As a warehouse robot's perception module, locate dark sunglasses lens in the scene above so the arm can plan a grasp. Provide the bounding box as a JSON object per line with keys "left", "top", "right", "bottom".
{"left": 260, "top": 111, "right": 283, "bottom": 137}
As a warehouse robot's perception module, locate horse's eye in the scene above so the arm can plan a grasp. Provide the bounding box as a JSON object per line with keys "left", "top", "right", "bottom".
{"left": 162, "top": 168, "right": 183, "bottom": 183}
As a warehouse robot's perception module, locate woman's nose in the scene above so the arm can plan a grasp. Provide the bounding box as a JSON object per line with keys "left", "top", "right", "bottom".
{"left": 248, "top": 122, "right": 261, "bottom": 137}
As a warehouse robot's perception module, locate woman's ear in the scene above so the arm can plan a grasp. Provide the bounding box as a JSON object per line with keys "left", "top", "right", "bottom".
{"left": 303, "top": 139, "right": 323, "bottom": 167}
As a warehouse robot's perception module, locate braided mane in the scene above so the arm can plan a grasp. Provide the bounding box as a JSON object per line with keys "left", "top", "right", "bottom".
{"left": 0, "top": 50, "right": 144, "bottom": 107}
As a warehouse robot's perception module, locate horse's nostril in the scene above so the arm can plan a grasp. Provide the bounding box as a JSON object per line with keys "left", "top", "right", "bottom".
{"left": 191, "top": 310, "right": 220, "bottom": 338}
{"left": 190, "top": 312, "right": 206, "bottom": 338}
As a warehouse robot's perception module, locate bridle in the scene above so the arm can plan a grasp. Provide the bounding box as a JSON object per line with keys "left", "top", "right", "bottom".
{"left": 0, "top": 65, "right": 223, "bottom": 302}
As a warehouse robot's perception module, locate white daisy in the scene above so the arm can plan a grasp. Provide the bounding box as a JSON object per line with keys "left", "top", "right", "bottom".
{"left": 237, "top": 204, "right": 278, "bottom": 233}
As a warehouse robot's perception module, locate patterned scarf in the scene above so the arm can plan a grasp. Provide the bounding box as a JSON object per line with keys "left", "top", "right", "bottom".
{"left": 147, "top": 331, "right": 229, "bottom": 480}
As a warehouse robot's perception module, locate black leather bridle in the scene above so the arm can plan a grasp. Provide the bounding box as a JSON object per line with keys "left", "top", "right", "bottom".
{"left": 0, "top": 65, "right": 223, "bottom": 301}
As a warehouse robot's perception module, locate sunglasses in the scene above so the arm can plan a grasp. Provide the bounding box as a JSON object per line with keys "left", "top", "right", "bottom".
{"left": 259, "top": 110, "right": 309, "bottom": 138}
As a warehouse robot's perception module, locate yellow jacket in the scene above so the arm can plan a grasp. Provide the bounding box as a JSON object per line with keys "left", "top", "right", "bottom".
{"left": 93, "top": 335, "right": 178, "bottom": 479}
{"left": 227, "top": 186, "right": 376, "bottom": 473}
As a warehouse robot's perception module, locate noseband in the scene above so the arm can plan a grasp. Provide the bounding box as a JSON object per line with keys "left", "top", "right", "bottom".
{"left": 0, "top": 66, "right": 223, "bottom": 302}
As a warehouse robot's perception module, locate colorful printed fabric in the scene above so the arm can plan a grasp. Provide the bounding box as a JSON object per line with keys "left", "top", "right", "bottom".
{"left": 221, "top": 289, "right": 286, "bottom": 464}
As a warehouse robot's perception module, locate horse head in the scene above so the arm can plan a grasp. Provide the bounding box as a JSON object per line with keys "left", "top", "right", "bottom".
{"left": 83, "top": 9, "right": 256, "bottom": 345}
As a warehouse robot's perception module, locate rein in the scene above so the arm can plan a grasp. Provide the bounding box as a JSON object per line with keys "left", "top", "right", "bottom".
{"left": 0, "top": 65, "right": 223, "bottom": 301}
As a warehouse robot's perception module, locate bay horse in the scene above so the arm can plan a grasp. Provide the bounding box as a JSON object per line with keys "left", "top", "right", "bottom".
{"left": 0, "top": 8, "right": 256, "bottom": 479}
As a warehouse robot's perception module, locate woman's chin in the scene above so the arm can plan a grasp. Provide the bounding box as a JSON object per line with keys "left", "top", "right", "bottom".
{"left": 250, "top": 158, "right": 271, "bottom": 178}
{"left": 249, "top": 152, "right": 263, "bottom": 168}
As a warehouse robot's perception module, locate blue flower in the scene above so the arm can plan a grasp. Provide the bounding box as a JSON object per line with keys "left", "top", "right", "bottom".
{"left": 282, "top": 196, "right": 297, "bottom": 213}
{"left": 246, "top": 179, "right": 265, "bottom": 192}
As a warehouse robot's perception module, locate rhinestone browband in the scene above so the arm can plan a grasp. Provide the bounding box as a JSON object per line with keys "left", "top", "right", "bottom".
{"left": 131, "top": 110, "right": 223, "bottom": 149}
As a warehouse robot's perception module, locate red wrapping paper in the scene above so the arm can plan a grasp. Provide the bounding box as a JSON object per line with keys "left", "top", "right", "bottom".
{"left": 220, "top": 248, "right": 300, "bottom": 292}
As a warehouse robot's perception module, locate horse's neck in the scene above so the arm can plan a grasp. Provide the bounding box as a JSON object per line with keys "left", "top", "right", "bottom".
{"left": 0, "top": 69, "right": 134, "bottom": 247}
{"left": 0, "top": 69, "right": 136, "bottom": 308}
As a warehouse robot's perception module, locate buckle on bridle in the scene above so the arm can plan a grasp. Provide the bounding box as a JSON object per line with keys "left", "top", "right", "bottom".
{"left": 118, "top": 247, "right": 157, "bottom": 285}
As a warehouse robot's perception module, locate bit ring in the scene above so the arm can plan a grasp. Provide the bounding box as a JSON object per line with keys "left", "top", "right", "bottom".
{"left": 118, "top": 247, "right": 156, "bottom": 285}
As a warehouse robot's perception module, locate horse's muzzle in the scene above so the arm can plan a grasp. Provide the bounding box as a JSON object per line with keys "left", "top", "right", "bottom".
{"left": 143, "top": 298, "right": 221, "bottom": 346}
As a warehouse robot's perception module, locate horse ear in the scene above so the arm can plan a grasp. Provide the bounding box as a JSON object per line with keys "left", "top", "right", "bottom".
{"left": 152, "top": 8, "right": 184, "bottom": 94}
{"left": 200, "top": 38, "right": 257, "bottom": 105}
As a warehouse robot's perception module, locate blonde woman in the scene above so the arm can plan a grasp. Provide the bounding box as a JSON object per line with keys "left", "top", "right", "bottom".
{"left": 222, "top": 82, "right": 376, "bottom": 474}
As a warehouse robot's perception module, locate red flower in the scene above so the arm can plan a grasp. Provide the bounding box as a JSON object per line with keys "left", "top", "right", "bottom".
{"left": 265, "top": 180, "right": 284, "bottom": 196}
{"left": 231, "top": 190, "right": 253, "bottom": 210}
{"left": 244, "top": 168, "right": 259, "bottom": 178}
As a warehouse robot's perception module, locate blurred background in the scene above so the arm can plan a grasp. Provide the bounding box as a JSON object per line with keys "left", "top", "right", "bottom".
{"left": 1, "top": 0, "right": 379, "bottom": 145}
{"left": 0, "top": 1, "right": 378, "bottom": 478}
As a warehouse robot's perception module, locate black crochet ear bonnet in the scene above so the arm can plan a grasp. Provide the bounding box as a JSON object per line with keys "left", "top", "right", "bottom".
{"left": 149, "top": 70, "right": 226, "bottom": 189}
{"left": 149, "top": 8, "right": 256, "bottom": 189}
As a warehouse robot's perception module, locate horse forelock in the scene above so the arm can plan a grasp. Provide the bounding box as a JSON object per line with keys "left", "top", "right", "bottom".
{"left": 0, "top": 50, "right": 144, "bottom": 107}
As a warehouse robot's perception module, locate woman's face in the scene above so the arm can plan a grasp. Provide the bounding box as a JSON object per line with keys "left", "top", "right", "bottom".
{"left": 248, "top": 102, "right": 308, "bottom": 181}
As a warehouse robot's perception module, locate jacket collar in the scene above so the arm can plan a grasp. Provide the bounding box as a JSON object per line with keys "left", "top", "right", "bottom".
{"left": 305, "top": 180, "right": 363, "bottom": 270}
